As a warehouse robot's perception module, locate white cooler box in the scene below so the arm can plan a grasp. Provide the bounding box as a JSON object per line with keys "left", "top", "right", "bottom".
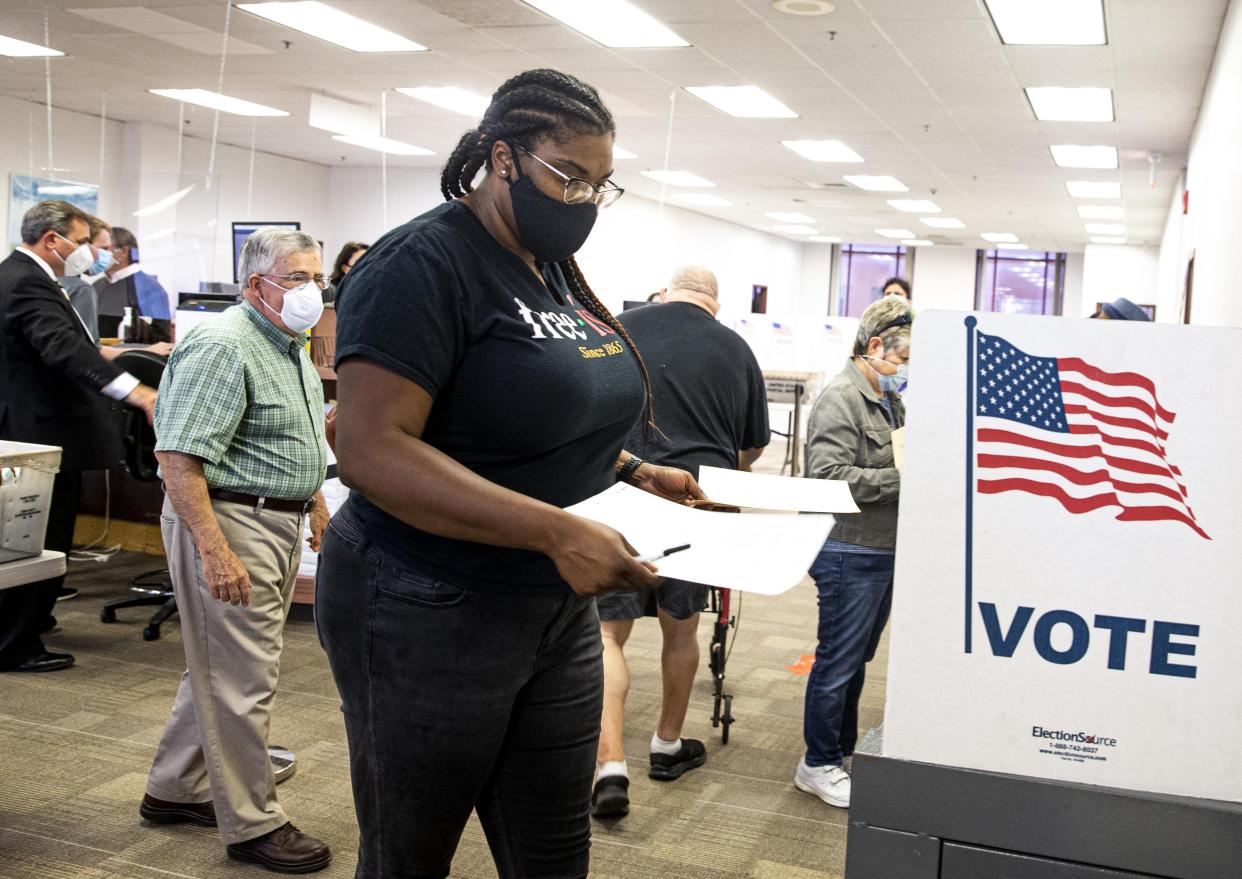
{"left": 0, "top": 441, "right": 62, "bottom": 564}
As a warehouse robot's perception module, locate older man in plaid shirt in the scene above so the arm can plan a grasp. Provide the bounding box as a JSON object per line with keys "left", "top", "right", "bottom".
{"left": 141, "top": 227, "right": 332, "bottom": 874}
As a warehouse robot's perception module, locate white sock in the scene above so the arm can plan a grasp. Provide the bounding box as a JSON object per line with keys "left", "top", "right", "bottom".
{"left": 651, "top": 734, "right": 682, "bottom": 755}
{"left": 597, "top": 759, "right": 628, "bottom": 781}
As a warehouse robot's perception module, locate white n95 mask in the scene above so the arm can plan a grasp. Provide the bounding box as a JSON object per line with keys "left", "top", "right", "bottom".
{"left": 260, "top": 277, "right": 325, "bottom": 333}
{"left": 54, "top": 233, "right": 95, "bottom": 277}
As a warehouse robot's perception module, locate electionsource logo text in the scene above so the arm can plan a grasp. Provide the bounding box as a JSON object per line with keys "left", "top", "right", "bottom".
{"left": 1032, "top": 726, "right": 1118, "bottom": 747}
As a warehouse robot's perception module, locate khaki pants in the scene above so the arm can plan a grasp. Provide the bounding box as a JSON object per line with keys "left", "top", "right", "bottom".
{"left": 146, "top": 495, "right": 304, "bottom": 844}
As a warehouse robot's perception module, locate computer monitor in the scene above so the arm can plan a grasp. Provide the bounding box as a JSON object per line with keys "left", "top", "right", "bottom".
{"left": 231, "top": 222, "right": 301, "bottom": 283}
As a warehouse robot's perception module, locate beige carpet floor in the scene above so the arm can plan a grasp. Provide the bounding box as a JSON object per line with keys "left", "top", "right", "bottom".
{"left": 0, "top": 505, "right": 887, "bottom": 878}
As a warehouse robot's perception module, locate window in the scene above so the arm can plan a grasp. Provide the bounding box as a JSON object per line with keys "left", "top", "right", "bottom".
{"left": 976, "top": 249, "right": 1066, "bottom": 315}
{"left": 836, "top": 244, "right": 908, "bottom": 317}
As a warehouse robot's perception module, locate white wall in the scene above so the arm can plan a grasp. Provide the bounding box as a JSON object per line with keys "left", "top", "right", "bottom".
{"left": 571, "top": 197, "right": 806, "bottom": 317}
{"left": 1080, "top": 244, "right": 1161, "bottom": 318}
{"left": 911, "top": 247, "right": 978, "bottom": 312}
{"left": 1155, "top": 172, "right": 1191, "bottom": 323}
{"left": 0, "top": 97, "right": 334, "bottom": 315}
{"left": 1062, "top": 251, "right": 1086, "bottom": 318}
{"left": 1157, "top": 0, "right": 1242, "bottom": 327}
{"left": 797, "top": 243, "right": 834, "bottom": 315}
{"left": 0, "top": 95, "right": 126, "bottom": 249}
{"left": 0, "top": 93, "right": 867, "bottom": 326}
{"left": 326, "top": 166, "right": 442, "bottom": 260}
{"left": 121, "top": 124, "right": 333, "bottom": 307}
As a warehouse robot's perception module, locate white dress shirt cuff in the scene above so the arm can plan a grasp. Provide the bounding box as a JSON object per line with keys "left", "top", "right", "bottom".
{"left": 101, "top": 372, "right": 141, "bottom": 401}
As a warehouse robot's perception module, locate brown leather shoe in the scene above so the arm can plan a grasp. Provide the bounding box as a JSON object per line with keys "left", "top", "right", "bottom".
{"left": 139, "top": 793, "right": 217, "bottom": 827}
{"left": 227, "top": 822, "right": 331, "bottom": 874}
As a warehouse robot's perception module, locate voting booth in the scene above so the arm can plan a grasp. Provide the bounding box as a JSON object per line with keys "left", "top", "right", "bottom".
{"left": 847, "top": 311, "right": 1242, "bottom": 878}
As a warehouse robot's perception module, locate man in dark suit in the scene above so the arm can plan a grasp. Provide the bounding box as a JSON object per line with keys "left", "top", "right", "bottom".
{"left": 0, "top": 200, "right": 158, "bottom": 672}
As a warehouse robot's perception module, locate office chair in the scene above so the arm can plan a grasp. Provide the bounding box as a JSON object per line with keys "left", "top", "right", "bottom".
{"left": 99, "top": 350, "right": 177, "bottom": 641}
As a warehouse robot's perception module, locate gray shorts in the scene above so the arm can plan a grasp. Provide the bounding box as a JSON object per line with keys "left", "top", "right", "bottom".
{"left": 596, "top": 578, "right": 711, "bottom": 622}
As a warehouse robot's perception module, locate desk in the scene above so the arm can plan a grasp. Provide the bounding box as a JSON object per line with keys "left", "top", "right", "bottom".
{"left": 0, "top": 551, "right": 67, "bottom": 592}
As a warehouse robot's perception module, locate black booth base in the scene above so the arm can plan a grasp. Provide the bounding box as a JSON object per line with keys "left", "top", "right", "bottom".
{"left": 846, "top": 730, "right": 1242, "bottom": 879}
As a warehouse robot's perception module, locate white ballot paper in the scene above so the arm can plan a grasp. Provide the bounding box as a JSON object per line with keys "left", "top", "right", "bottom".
{"left": 566, "top": 483, "right": 833, "bottom": 596}
{"left": 696, "top": 466, "right": 858, "bottom": 514}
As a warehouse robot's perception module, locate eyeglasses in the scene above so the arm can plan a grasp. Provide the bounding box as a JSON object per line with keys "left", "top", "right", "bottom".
{"left": 516, "top": 145, "right": 624, "bottom": 209}
{"left": 263, "top": 272, "right": 328, "bottom": 291}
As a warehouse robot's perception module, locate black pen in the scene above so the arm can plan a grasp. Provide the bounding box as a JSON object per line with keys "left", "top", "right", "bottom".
{"left": 635, "top": 543, "right": 691, "bottom": 564}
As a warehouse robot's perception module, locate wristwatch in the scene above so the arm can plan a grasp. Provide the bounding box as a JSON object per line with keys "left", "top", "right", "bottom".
{"left": 616, "top": 456, "right": 644, "bottom": 485}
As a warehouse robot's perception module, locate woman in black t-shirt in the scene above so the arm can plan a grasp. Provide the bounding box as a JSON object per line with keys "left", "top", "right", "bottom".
{"left": 316, "top": 69, "right": 704, "bottom": 878}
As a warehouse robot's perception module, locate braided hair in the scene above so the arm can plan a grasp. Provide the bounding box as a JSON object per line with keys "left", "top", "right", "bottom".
{"left": 439, "top": 68, "right": 656, "bottom": 432}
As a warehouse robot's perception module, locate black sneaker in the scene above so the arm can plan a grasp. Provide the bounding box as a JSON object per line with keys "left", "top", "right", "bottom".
{"left": 55, "top": 587, "right": 78, "bottom": 602}
{"left": 648, "top": 738, "right": 707, "bottom": 781}
{"left": 590, "top": 775, "right": 630, "bottom": 819}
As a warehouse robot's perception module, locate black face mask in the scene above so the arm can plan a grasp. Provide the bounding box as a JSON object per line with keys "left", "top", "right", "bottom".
{"left": 506, "top": 167, "right": 598, "bottom": 263}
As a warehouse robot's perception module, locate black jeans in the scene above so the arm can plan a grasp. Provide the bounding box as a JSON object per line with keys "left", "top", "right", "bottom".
{"left": 315, "top": 501, "right": 603, "bottom": 879}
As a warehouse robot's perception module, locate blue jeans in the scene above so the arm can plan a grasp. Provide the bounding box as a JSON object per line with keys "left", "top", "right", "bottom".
{"left": 802, "top": 540, "right": 895, "bottom": 768}
{"left": 315, "top": 500, "right": 602, "bottom": 879}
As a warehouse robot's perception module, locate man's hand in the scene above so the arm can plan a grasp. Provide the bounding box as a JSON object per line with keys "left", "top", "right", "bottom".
{"left": 201, "top": 544, "right": 252, "bottom": 606}
{"left": 631, "top": 463, "right": 707, "bottom": 506}
{"left": 144, "top": 342, "right": 173, "bottom": 357}
{"left": 125, "top": 384, "right": 158, "bottom": 425}
{"left": 307, "top": 492, "right": 329, "bottom": 551}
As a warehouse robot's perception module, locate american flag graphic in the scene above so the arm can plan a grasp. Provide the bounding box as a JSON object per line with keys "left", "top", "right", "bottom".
{"left": 974, "top": 331, "right": 1208, "bottom": 540}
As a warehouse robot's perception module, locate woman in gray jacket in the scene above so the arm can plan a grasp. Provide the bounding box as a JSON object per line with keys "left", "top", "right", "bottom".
{"left": 795, "top": 295, "right": 913, "bottom": 810}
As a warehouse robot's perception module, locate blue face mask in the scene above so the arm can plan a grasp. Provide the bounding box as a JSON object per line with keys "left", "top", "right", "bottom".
{"left": 90, "top": 247, "right": 114, "bottom": 275}
{"left": 866, "top": 355, "right": 909, "bottom": 393}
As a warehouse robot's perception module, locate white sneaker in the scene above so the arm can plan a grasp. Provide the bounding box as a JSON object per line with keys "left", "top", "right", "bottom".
{"left": 794, "top": 757, "right": 851, "bottom": 808}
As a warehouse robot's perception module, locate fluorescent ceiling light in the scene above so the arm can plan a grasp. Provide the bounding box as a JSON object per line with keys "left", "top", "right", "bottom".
{"left": 1025, "top": 87, "right": 1114, "bottom": 122}
{"left": 613, "top": 145, "right": 637, "bottom": 159}
{"left": 767, "top": 211, "right": 816, "bottom": 224}
{"left": 641, "top": 169, "right": 714, "bottom": 187}
{"left": 332, "top": 133, "right": 434, "bottom": 155}
{"left": 844, "top": 175, "right": 908, "bottom": 192}
{"left": 1050, "top": 144, "right": 1118, "bottom": 169}
{"left": 1091, "top": 236, "right": 1128, "bottom": 244}
{"left": 981, "top": 232, "right": 1019, "bottom": 243}
{"left": 150, "top": 88, "right": 288, "bottom": 117}
{"left": 1076, "top": 205, "right": 1124, "bottom": 219}
{"left": 887, "top": 199, "right": 940, "bottom": 213}
{"left": 669, "top": 192, "right": 731, "bottom": 207}
{"left": 0, "top": 34, "right": 65, "bottom": 57}
{"left": 521, "top": 0, "right": 689, "bottom": 48}
{"left": 983, "top": 0, "right": 1106, "bottom": 45}
{"left": 1066, "top": 180, "right": 1121, "bottom": 199}
{"left": 237, "top": 2, "right": 427, "bottom": 52}
{"left": 134, "top": 184, "right": 196, "bottom": 217}
{"left": 781, "top": 139, "right": 863, "bottom": 162}
{"left": 773, "top": 225, "right": 817, "bottom": 235}
{"left": 875, "top": 228, "right": 915, "bottom": 239}
{"left": 395, "top": 86, "right": 488, "bottom": 116}
{"left": 809, "top": 235, "right": 842, "bottom": 243}
{"left": 902, "top": 239, "right": 933, "bottom": 246}
{"left": 921, "top": 217, "right": 965, "bottom": 229}
{"left": 685, "top": 85, "right": 797, "bottom": 119}
{"left": 1084, "top": 222, "right": 1125, "bottom": 234}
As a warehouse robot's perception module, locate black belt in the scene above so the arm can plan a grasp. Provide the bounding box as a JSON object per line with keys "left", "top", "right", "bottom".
{"left": 208, "top": 488, "right": 315, "bottom": 514}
